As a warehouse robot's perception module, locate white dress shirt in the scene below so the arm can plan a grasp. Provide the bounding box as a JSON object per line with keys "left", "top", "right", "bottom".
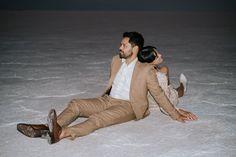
{"left": 110, "top": 58, "right": 138, "bottom": 100}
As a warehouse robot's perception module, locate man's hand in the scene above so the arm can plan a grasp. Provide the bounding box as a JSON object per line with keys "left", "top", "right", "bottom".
{"left": 176, "top": 108, "right": 198, "bottom": 123}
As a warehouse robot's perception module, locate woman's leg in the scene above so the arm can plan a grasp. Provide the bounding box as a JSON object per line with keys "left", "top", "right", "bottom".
{"left": 159, "top": 66, "right": 185, "bottom": 98}
{"left": 159, "top": 66, "right": 170, "bottom": 85}
{"left": 176, "top": 83, "right": 184, "bottom": 97}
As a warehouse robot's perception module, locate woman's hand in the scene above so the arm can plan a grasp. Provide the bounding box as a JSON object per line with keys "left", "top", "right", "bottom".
{"left": 176, "top": 108, "right": 198, "bottom": 123}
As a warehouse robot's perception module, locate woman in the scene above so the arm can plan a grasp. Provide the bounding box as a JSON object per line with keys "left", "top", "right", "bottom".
{"left": 138, "top": 46, "right": 197, "bottom": 120}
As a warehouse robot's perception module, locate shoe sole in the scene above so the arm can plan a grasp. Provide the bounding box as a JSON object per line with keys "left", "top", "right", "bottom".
{"left": 47, "top": 109, "right": 55, "bottom": 144}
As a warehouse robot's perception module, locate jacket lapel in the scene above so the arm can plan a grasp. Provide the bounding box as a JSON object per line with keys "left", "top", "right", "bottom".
{"left": 129, "top": 61, "right": 141, "bottom": 100}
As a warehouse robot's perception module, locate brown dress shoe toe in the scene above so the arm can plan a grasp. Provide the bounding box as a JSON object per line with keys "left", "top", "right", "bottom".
{"left": 17, "top": 123, "right": 49, "bottom": 138}
{"left": 47, "top": 109, "right": 62, "bottom": 144}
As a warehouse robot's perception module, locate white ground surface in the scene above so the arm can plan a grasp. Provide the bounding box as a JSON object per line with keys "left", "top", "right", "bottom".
{"left": 0, "top": 11, "right": 235, "bottom": 157}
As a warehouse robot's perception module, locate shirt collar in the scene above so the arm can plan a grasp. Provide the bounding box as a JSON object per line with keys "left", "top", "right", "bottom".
{"left": 121, "top": 57, "right": 138, "bottom": 66}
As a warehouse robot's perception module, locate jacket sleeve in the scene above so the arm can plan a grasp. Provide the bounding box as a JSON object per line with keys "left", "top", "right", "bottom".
{"left": 147, "top": 67, "right": 181, "bottom": 120}
{"left": 101, "top": 56, "right": 115, "bottom": 96}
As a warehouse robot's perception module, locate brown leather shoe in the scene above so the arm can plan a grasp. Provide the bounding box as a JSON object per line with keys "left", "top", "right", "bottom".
{"left": 47, "top": 109, "right": 62, "bottom": 144}
{"left": 17, "top": 123, "right": 49, "bottom": 138}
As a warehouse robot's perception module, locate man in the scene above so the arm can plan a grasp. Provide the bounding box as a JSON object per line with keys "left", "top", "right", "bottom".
{"left": 17, "top": 32, "right": 197, "bottom": 144}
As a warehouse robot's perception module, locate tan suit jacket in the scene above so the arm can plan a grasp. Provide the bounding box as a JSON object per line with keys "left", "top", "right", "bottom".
{"left": 102, "top": 55, "right": 180, "bottom": 120}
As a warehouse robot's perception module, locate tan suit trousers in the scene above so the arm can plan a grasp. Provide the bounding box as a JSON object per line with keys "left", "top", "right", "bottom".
{"left": 57, "top": 95, "right": 136, "bottom": 139}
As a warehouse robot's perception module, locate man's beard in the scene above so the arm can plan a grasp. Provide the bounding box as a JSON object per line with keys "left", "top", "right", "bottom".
{"left": 119, "top": 51, "right": 133, "bottom": 59}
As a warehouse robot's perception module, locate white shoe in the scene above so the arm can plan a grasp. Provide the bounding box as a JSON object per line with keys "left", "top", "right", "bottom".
{"left": 180, "top": 73, "right": 187, "bottom": 92}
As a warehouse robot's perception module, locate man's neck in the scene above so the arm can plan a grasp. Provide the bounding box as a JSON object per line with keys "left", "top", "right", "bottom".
{"left": 125, "top": 56, "right": 138, "bottom": 65}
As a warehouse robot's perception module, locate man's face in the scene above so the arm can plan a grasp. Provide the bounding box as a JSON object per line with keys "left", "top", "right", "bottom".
{"left": 119, "top": 37, "right": 133, "bottom": 59}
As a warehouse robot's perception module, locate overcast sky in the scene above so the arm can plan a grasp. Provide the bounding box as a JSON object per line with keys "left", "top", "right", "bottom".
{"left": 0, "top": 0, "right": 235, "bottom": 12}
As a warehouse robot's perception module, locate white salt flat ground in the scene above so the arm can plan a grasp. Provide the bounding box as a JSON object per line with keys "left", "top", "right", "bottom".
{"left": 0, "top": 11, "right": 236, "bottom": 157}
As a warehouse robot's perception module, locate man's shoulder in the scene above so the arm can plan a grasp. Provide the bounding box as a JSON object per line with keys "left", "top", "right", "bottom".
{"left": 111, "top": 55, "right": 120, "bottom": 61}
{"left": 134, "top": 62, "right": 156, "bottom": 77}
{"left": 137, "top": 61, "right": 154, "bottom": 70}
{"left": 111, "top": 55, "right": 121, "bottom": 64}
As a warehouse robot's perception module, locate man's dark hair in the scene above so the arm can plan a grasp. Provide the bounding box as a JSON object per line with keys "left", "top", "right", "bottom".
{"left": 123, "top": 32, "right": 144, "bottom": 51}
{"left": 138, "top": 46, "right": 157, "bottom": 63}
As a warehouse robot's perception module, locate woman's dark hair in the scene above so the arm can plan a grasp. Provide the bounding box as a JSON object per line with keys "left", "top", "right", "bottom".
{"left": 123, "top": 32, "right": 144, "bottom": 51}
{"left": 138, "top": 46, "right": 157, "bottom": 63}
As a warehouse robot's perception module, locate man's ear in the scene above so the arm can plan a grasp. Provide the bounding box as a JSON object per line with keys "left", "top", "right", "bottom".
{"left": 132, "top": 45, "right": 139, "bottom": 53}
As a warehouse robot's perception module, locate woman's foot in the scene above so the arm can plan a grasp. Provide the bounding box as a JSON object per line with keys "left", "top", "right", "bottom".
{"left": 176, "top": 73, "right": 187, "bottom": 97}
{"left": 180, "top": 73, "right": 187, "bottom": 92}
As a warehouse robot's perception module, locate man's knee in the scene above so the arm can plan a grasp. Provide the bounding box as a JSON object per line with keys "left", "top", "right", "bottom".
{"left": 67, "top": 99, "right": 81, "bottom": 115}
